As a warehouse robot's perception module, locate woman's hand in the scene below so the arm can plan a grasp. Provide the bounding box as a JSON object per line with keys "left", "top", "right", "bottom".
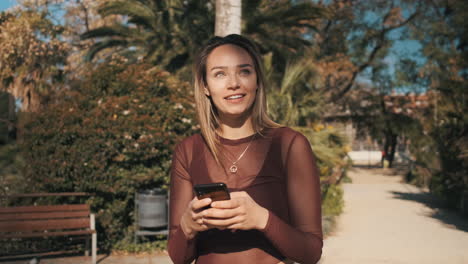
{"left": 180, "top": 197, "right": 212, "bottom": 239}
{"left": 201, "top": 191, "right": 269, "bottom": 231}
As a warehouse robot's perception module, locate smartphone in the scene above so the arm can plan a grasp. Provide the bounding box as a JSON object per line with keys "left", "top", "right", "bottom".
{"left": 193, "top": 182, "right": 230, "bottom": 201}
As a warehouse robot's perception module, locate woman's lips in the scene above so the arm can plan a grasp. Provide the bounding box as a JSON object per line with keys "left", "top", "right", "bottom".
{"left": 224, "top": 94, "right": 246, "bottom": 103}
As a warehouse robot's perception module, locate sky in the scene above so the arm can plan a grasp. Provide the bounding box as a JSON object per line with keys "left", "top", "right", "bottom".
{"left": 0, "top": 0, "right": 17, "bottom": 11}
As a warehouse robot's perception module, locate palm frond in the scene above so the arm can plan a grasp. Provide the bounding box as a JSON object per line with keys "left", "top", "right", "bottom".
{"left": 81, "top": 25, "right": 134, "bottom": 40}
{"left": 280, "top": 60, "right": 317, "bottom": 94}
{"left": 98, "top": 0, "right": 156, "bottom": 22}
{"left": 84, "top": 39, "right": 129, "bottom": 62}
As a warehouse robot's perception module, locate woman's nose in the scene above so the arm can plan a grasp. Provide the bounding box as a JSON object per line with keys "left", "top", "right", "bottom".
{"left": 228, "top": 75, "right": 240, "bottom": 89}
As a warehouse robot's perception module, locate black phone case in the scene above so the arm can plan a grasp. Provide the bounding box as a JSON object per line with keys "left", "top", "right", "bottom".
{"left": 193, "top": 182, "right": 231, "bottom": 201}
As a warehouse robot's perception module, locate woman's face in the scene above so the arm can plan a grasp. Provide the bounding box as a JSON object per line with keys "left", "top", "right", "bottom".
{"left": 204, "top": 44, "right": 257, "bottom": 121}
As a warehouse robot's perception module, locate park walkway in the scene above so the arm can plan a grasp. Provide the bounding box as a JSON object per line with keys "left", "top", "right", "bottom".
{"left": 319, "top": 166, "right": 468, "bottom": 264}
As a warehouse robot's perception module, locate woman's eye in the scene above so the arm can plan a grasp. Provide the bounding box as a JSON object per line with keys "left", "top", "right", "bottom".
{"left": 240, "top": 69, "right": 251, "bottom": 75}
{"left": 214, "top": 72, "right": 225, "bottom": 78}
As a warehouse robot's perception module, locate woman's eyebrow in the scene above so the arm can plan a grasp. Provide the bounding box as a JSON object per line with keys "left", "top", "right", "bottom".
{"left": 238, "top": 63, "right": 253, "bottom": 68}
{"left": 210, "top": 64, "right": 253, "bottom": 71}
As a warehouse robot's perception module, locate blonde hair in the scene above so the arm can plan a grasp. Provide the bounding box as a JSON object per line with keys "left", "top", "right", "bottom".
{"left": 193, "top": 34, "right": 280, "bottom": 163}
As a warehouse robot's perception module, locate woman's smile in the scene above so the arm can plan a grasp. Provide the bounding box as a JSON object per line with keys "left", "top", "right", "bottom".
{"left": 224, "top": 93, "right": 246, "bottom": 102}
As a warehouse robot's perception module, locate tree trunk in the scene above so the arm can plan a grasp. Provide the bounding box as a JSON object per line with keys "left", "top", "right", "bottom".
{"left": 215, "top": 0, "right": 241, "bottom": 36}
{"left": 7, "top": 93, "right": 15, "bottom": 141}
{"left": 383, "top": 132, "right": 398, "bottom": 168}
{"left": 388, "top": 133, "right": 397, "bottom": 168}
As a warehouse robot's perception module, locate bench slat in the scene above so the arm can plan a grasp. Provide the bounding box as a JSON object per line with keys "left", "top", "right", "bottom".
{"left": 0, "top": 211, "right": 90, "bottom": 221}
{"left": 0, "top": 250, "right": 78, "bottom": 260}
{"left": 0, "top": 229, "right": 95, "bottom": 239}
{"left": 0, "top": 204, "right": 89, "bottom": 214}
{"left": 0, "top": 218, "right": 90, "bottom": 233}
{"left": 0, "top": 192, "right": 91, "bottom": 198}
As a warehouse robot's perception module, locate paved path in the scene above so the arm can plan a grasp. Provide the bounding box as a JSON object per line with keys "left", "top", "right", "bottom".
{"left": 319, "top": 167, "right": 468, "bottom": 264}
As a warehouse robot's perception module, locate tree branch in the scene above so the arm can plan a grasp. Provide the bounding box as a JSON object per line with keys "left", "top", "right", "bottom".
{"left": 329, "top": 9, "right": 420, "bottom": 103}
{"left": 80, "top": 2, "right": 90, "bottom": 32}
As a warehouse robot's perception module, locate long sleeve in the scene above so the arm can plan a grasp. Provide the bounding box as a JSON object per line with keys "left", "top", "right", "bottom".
{"left": 167, "top": 142, "right": 197, "bottom": 264}
{"left": 262, "top": 133, "right": 323, "bottom": 264}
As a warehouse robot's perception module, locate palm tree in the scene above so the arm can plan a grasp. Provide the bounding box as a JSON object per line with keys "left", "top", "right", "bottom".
{"left": 243, "top": 0, "right": 326, "bottom": 72}
{"left": 82, "top": 0, "right": 326, "bottom": 74}
{"left": 81, "top": 0, "right": 214, "bottom": 72}
{"left": 265, "top": 51, "right": 324, "bottom": 127}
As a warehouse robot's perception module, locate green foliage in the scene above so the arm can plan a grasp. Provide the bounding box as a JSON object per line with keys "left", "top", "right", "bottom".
{"left": 0, "top": 236, "right": 86, "bottom": 257}
{"left": 321, "top": 183, "right": 344, "bottom": 217}
{"left": 400, "top": 0, "right": 468, "bottom": 209}
{"left": 321, "top": 183, "right": 344, "bottom": 237}
{"left": 295, "top": 126, "right": 350, "bottom": 179}
{"left": 428, "top": 122, "right": 468, "bottom": 207}
{"left": 267, "top": 57, "right": 325, "bottom": 126}
{"left": 82, "top": 0, "right": 326, "bottom": 78}
{"left": 82, "top": 0, "right": 214, "bottom": 73}
{"left": 0, "top": 143, "right": 26, "bottom": 199}
{"left": 243, "top": 0, "right": 326, "bottom": 73}
{"left": 0, "top": 92, "right": 12, "bottom": 145}
{"left": 19, "top": 62, "right": 196, "bottom": 249}
{"left": 113, "top": 236, "right": 167, "bottom": 254}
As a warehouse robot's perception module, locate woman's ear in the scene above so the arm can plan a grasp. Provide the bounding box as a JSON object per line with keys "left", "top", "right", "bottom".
{"left": 204, "top": 87, "right": 211, "bottom": 96}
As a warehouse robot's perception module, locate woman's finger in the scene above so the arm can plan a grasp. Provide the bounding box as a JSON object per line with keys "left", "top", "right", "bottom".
{"left": 192, "top": 197, "right": 212, "bottom": 211}
{"left": 211, "top": 198, "right": 241, "bottom": 209}
{"left": 191, "top": 210, "right": 206, "bottom": 222}
{"left": 203, "top": 215, "right": 243, "bottom": 227}
{"left": 202, "top": 207, "right": 241, "bottom": 219}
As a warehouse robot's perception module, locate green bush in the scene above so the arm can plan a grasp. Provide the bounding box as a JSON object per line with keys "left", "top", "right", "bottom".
{"left": 19, "top": 62, "right": 196, "bottom": 249}
{"left": 320, "top": 183, "right": 344, "bottom": 236}
{"left": 295, "top": 125, "right": 350, "bottom": 180}
{"left": 408, "top": 119, "right": 468, "bottom": 210}
{"left": 321, "top": 184, "right": 344, "bottom": 217}
{"left": 113, "top": 235, "right": 167, "bottom": 254}
{"left": 0, "top": 143, "right": 26, "bottom": 199}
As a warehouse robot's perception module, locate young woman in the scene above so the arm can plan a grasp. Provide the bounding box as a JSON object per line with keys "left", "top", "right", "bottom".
{"left": 168, "top": 34, "right": 323, "bottom": 264}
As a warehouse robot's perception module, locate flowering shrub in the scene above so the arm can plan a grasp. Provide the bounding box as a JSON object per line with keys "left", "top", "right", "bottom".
{"left": 20, "top": 62, "right": 196, "bottom": 248}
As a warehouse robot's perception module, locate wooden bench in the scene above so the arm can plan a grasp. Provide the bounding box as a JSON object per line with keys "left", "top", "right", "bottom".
{"left": 0, "top": 193, "right": 97, "bottom": 264}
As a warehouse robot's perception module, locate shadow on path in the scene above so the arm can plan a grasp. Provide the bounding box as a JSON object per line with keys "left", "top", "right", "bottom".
{"left": 97, "top": 254, "right": 111, "bottom": 264}
{"left": 390, "top": 191, "right": 468, "bottom": 233}
{"left": 352, "top": 164, "right": 381, "bottom": 169}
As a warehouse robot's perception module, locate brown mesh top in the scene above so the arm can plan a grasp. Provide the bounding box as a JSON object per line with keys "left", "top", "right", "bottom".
{"left": 168, "top": 127, "right": 323, "bottom": 264}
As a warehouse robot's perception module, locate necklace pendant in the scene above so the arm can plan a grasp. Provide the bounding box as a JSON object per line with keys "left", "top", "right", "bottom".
{"left": 229, "top": 165, "right": 238, "bottom": 173}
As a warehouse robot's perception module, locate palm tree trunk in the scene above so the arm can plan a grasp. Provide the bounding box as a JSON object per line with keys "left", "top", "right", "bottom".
{"left": 215, "top": 0, "right": 241, "bottom": 36}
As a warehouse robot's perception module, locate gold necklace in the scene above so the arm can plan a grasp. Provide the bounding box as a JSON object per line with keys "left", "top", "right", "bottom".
{"left": 227, "top": 134, "right": 256, "bottom": 173}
